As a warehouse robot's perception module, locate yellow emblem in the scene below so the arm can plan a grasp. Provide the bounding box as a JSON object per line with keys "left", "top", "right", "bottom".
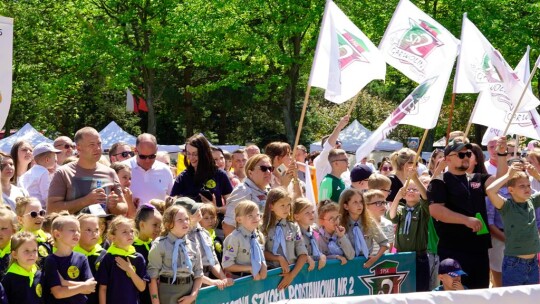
{"left": 67, "top": 265, "right": 80, "bottom": 279}
{"left": 96, "top": 261, "right": 101, "bottom": 271}
{"left": 36, "top": 283, "right": 42, "bottom": 297}
{"left": 205, "top": 179, "right": 216, "bottom": 189}
{"left": 38, "top": 245, "right": 49, "bottom": 257}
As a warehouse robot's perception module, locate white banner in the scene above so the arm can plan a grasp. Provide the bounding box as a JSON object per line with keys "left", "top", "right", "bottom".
{"left": 0, "top": 16, "right": 13, "bottom": 130}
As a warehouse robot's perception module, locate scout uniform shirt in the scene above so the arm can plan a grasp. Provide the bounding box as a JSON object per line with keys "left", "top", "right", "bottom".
{"left": 388, "top": 199, "right": 429, "bottom": 253}
{"left": 147, "top": 232, "right": 203, "bottom": 280}
{"left": 188, "top": 224, "right": 219, "bottom": 268}
{"left": 300, "top": 225, "right": 323, "bottom": 260}
{"left": 317, "top": 228, "right": 355, "bottom": 260}
{"left": 222, "top": 226, "right": 266, "bottom": 271}
{"left": 132, "top": 238, "right": 153, "bottom": 304}
{"left": 0, "top": 242, "right": 11, "bottom": 282}
{"left": 345, "top": 216, "right": 389, "bottom": 255}
{"left": 264, "top": 219, "right": 308, "bottom": 268}
{"left": 73, "top": 244, "right": 106, "bottom": 304}
{"left": 1, "top": 263, "right": 43, "bottom": 303}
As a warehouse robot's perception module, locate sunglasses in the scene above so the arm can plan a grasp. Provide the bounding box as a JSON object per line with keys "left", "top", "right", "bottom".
{"left": 25, "top": 210, "right": 46, "bottom": 218}
{"left": 114, "top": 151, "right": 135, "bottom": 158}
{"left": 449, "top": 151, "right": 472, "bottom": 159}
{"left": 257, "top": 165, "right": 274, "bottom": 173}
{"left": 367, "top": 201, "right": 388, "bottom": 207}
{"left": 381, "top": 166, "right": 393, "bottom": 171}
{"left": 139, "top": 154, "right": 157, "bottom": 160}
{"left": 55, "top": 143, "right": 75, "bottom": 150}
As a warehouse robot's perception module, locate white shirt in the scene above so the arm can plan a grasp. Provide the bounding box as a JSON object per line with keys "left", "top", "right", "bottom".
{"left": 313, "top": 141, "right": 351, "bottom": 187}
{"left": 484, "top": 160, "right": 497, "bottom": 175}
{"left": 2, "top": 185, "right": 28, "bottom": 210}
{"left": 19, "top": 164, "right": 51, "bottom": 208}
{"left": 123, "top": 157, "right": 174, "bottom": 205}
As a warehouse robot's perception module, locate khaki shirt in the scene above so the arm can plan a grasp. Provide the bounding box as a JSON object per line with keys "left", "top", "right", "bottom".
{"left": 264, "top": 219, "right": 308, "bottom": 268}
{"left": 345, "top": 216, "right": 389, "bottom": 256}
{"left": 222, "top": 226, "right": 266, "bottom": 269}
{"left": 300, "top": 225, "right": 322, "bottom": 259}
{"left": 147, "top": 232, "right": 203, "bottom": 279}
{"left": 188, "top": 224, "right": 219, "bottom": 267}
{"left": 317, "top": 227, "right": 355, "bottom": 260}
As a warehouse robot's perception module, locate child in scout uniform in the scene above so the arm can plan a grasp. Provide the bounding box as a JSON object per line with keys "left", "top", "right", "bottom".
{"left": 222, "top": 200, "right": 267, "bottom": 280}
{"left": 96, "top": 216, "right": 148, "bottom": 303}
{"left": 338, "top": 189, "right": 388, "bottom": 268}
{"left": 486, "top": 161, "right": 540, "bottom": 286}
{"left": 147, "top": 205, "right": 203, "bottom": 304}
{"left": 15, "top": 197, "right": 53, "bottom": 268}
{"left": 42, "top": 214, "right": 97, "bottom": 304}
{"left": 199, "top": 204, "right": 223, "bottom": 265}
{"left": 1, "top": 232, "right": 43, "bottom": 303}
{"left": 134, "top": 204, "right": 162, "bottom": 304}
{"left": 433, "top": 258, "right": 468, "bottom": 291}
{"left": 74, "top": 214, "right": 106, "bottom": 304}
{"left": 0, "top": 207, "right": 17, "bottom": 281}
{"left": 292, "top": 198, "right": 327, "bottom": 270}
{"left": 262, "top": 187, "right": 308, "bottom": 290}
{"left": 388, "top": 180, "right": 430, "bottom": 291}
{"left": 364, "top": 189, "right": 395, "bottom": 253}
{"left": 176, "top": 197, "right": 232, "bottom": 290}
{"left": 316, "top": 200, "right": 355, "bottom": 264}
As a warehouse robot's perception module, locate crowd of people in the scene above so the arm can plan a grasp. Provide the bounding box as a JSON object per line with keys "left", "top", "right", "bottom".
{"left": 0, "top": 116, "right": 539, "bottom": 303}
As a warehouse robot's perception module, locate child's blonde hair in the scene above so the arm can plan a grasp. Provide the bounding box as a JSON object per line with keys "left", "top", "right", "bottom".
{"left": 10, "top": 231, "right": 37, "bottom": 266}
{"left": 107, "top": 216, "right": 135, "bottom": 239}
{"left": 51, "top": 213, "right": 79, "bottom": 242}
{"left": 161, "top": 205, "right": 189, "bottom": 237}
{"left": 317, "top": 199, "right": 339, "bottom": 221}
{"left": 339, "top": 188, "right": 374, "bottom": 233}
{"left": 234, "top": 200, "right": 265, "bottom": 243}
{"left": 200, "top": 203, "right": 217, "bottom": 218}
{"left": 0, "top": 206, "right": 18, "bottom": 232}
{"left": 363, "top": 189, "right": 386, "bottom": 203}
{"left": 149, "top": 199, "right": 166, "bottom": 214}
{"left": 507, "top": 171, "right": 529, "bottom": 187}
{"left": 15, "top": 197, "right": 40, "bottom": 217}
{"left": 292, "top": 197, "right": 313, "bottom": 216}
{"left": 262, "top": 187, "right": 292, "bottom": 235}
{"left": 367, "top": 173, "right": 391, "bottom": 190}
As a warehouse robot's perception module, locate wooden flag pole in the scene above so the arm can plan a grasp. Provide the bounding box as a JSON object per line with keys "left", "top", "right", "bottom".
{"left": 404, "top": 128, "right": 430, "bottom": 189}
{"left": 445, "top": 93, "right": 456, "bottom": 145}
{"left": 291, "top": 86, "right": 313, "bottom": 160}
{"left": 503, "top": 55, "right": 540, "bottom": 136}
{"left": 346, "top": 92, "right": 362, "bottom": 116}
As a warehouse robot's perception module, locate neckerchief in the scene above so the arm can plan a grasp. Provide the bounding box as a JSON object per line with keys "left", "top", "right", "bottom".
{"left": 74, "top": 244, "right": 103, "bottom": 257}
{"left": 7, "top": 262, "right": 37, "bottom": 286}
{"left": 107, "top": 243, "right": 137, "bottom": 258}
{"left": 133, "top": 237, "right": 153, "bottom": 252}
{"left": 0, "top": 241, "right": 11, "bottom": 258}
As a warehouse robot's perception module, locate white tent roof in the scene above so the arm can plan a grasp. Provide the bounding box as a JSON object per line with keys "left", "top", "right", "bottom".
{"left": 433, "top": 136, "right": 447, "bottom": 147}
{"left": 309, "top": 120, "right": 403, "bottom": 153}
{"left": 99, "top": 121, "right": 182, "bottom": 153}
{"left": 0, "top": 123, "right": 53, "bottom": 153}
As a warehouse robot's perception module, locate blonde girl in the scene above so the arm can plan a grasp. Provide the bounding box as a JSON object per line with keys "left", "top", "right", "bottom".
{"left": 317, "top": 200, "right": 354, "bottom": 264}
{"left": 96, "top": 216, "right": 148, "bottom": 303}
{"left": 0, "top": 207, "right": 17, "bottom": 281}
{"left": 339, "top": 188, "right": 388, "bottom": 268}
{"left": 292, "top": 198, "right": 326, "bottom": 270}
{"left": 15, "top": 197, "right": 51, "bottom": 268}
{"left": 1, "top": 232, "right": 41, "bottom": 303}
{"left": 147, "top": 205, "right": 203, "bottom": 304}
{"left": 222, "top": 200, "right": 267, "bottom": 280}
{"left": 262, "top": 187, "right": 308, "bottom": 290}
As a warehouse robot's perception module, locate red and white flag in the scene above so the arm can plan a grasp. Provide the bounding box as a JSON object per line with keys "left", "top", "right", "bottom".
{"left": 378, "top": 0, "right": 459, "bottom": 83}
{"left": 0, "top": 16, "right": 14, "bottom": 130}
{"left": 308, "top": 0, "right": 386, "bottom": 104}
{"left": 126, "top": 89, "right": 148, "bottom": 113}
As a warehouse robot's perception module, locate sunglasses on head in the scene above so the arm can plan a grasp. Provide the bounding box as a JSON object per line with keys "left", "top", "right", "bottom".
{"left": 114, "top": 151, "right": 135, "bottom": 158}
{"left": 55, "top": 143, "right": 75, "bottom": 150}
{"left": 450, "top": 151, "right": 472, "bottom": 159}
{"left": 257, "top": 165, "right": 274, "bottom": 173}
{"left": 25, "top": 210, "right": 46, "bottom": 218}
{"left": 139, "top": 154, "right": 157, "bottom": 160}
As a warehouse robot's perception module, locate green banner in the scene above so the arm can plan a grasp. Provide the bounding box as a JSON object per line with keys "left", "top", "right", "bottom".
{"left": 199, "top": 252, "right": 416, "bottom": 303}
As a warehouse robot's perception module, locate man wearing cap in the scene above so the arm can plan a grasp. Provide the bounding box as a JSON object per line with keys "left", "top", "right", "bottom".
{"left": 53, "top": 136, "right": 75, "bottom": 166}
{"left": 350, "top": 164, "right": 373, "bottom": 191}
{"left": 319, "top": 149, "right": 349, "bottom": 202}
{"left": 427, "top": 137, "right": 507, "bottom": 289}
{"left": 48, "top": 127, "right": 128, "bottom": 215}
{"left": 123, "top": 133, "right": 173, "bottom": 205}
{"left": 433, "top": 258, "right": 467, "bottom": 291}
{"left": 19, "top": 142, "right": 61, "bottom": 208}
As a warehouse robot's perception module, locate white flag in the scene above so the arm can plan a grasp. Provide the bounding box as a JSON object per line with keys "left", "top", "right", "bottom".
{"left": 126, "top": 89, "right": 135, "bottom": 112}
{"left": 481, "top": 46, "right": 540, "bottom": 144}
{"left": 378, "top": 0, "right": 459, "bottom": 83}
{"left": 454, "top": 16, "right": 539, "bottom": 114}
{"left": 0, "top": 16, "right": 14, "bottom": 130}
{"left": 308, "top": 0, "right": 386, "bottom": 104}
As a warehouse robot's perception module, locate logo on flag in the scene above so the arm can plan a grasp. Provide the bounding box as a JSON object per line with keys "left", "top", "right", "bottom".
{"left": 389, "top": 19, "right": 444, "bottom": 73}
{"left": 359, "top": 260, "right": 408, "bottom": 294}
{"left": 338, "top": 30, "right": 369, "bottom": 69}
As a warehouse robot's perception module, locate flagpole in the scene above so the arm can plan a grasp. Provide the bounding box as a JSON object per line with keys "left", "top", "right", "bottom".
{"left": 445, "top": 93, "right": 456, "bottom": 144}
{"left": 404, "top": 128, "right": 429, "bottom": 188}
{"left": 291, "top": 86, "right": 313, "bottom": 165}
{"left": 503, "top": 55, "right": 540, "bottom": 136}
{"left": 346, "top": 92, "right": 361, "bottom": 116}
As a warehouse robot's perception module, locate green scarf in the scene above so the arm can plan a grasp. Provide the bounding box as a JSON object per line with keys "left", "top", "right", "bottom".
{"left": 133, "top": 237, "right": 153, "bottom": 252}
{"left": 7, "top": 263, "right": 38, "bottom": 286}
{"left": 107, "top": 244, "right": 137, "bottom": 258}
{"left": 74, "top": 244, "right": 103, "bottom": 257}
{"left": 0, "top": 242, "right": 11, "bottom": 258}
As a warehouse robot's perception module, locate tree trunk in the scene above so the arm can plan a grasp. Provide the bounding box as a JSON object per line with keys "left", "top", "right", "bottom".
{"left": 183, "top": 65, "right": 194, "bottom": 138}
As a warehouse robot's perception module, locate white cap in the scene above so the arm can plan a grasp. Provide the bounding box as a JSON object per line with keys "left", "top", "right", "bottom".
{"left": 33, "top": 142, "right": 61, "bottom": 157}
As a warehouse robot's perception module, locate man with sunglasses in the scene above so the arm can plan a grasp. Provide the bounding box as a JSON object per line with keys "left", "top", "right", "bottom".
{"left": 53, "top": 136, "right": 75, "bottom": 165}
{"left": 427, "top": 137, "right": 507, "bottom": 290}
{"left": 108, "top": 141, "right": 134, "bottom": 163}
{"left": 123, "top": 133, "right": 173, "bottom": 205}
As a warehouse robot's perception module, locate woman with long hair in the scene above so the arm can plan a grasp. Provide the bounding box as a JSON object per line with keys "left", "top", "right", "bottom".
{"left": 0, "top": 153, "right": 28, "bottom": 210}
{"left": 10, "top": 140, "right": 33, "bottom": 185}
{"left": 387, "top": 148, "right": 417, "bottom": 202}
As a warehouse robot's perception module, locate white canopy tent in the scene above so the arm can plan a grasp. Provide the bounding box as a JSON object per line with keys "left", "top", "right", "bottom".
{"left": 309, "top": 120, "right": 403, "bottom": 153}
{"left": 0, "top": 123, "right": 53, "bottom": 153}
{"left": 433, "top": 136, "right": 447, "bottom": 147}
{"left": 99, "top": 121, "right": 182, "bottom": 153}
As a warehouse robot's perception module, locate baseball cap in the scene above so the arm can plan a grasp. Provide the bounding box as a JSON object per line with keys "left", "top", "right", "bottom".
{"left": 174, "top": 197, "right": 203, "bottom": 215}
{"left": 439, "top": 258, "right": 467, "bottom": 277}
{"left": 350, "top": 164, "right": 372, "bottom": 182}
{"left": 33, "top": 142, "right": 61, "bottom": 157}
{"left": 443, "top": 139, "right": 472, "bottom": 156}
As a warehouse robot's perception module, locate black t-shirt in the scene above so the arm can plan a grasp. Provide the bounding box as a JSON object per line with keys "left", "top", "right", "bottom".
{"left": 387, "top": 174, "right": 404, "bottom": 202}
{"left": 427, "top": 172, "right": 492, "bottom": 252}
{"left": 170, "top": 168, "right": 233, "bottom": 207}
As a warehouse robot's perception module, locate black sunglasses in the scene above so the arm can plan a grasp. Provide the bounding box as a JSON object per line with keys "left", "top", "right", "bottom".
{"left": 55, "top": 143, "right": 75, "bottom": 150}
{"left": 139, "top": 154, "right": 157, "bottom": 160}
{"left": 257, "top": 165, "right": 274, "bottom": 173}
{"left": 114, "top": 151, "right": 135, "bottom": 158}
{"left": 450, "top": 151, "right": 472, "bottom": 159}
{"left": 25, "top": 210, "right": 46, "bottom": 218}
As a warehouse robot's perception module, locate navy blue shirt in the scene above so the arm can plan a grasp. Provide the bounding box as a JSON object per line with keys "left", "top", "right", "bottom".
{"left": 133, "top": 244, "right": 151, "bottom": 304}
{"left": 171, "top": 168, "right": 233, "bottom": 207}
{"left": 2, "top": 270, "right": 42, "bottom": 304}
{"left": 0, "top": 254, "right": 10, "bottom": 282}
{"left": 96, "top": 252, "right": 149, "bottom": 304}
{"left": 86, "top": 249, "right": 106, "bottom": 304}
{"left": 42, "top": 252, "right": 93, "bottom": 304}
